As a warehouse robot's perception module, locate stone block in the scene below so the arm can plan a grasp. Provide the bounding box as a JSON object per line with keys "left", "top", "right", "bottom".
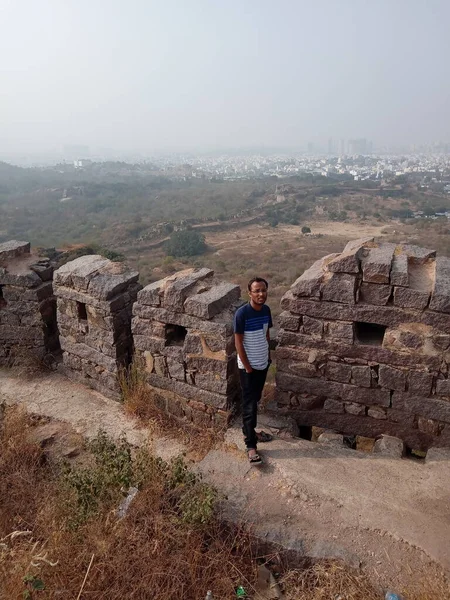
{"left": 345, "top": 402, "right": 366, "bottom": 416}
{"left": 146, "top": 373, "right": 229, "bottom": 409}
{"left": 401, "top": 244, "right": 436, "bottom": 262}
{"left": 408, "top": 371, "right": 433, "bottom": 396}
{"left": 361, "top": 244, "right": 396, "bottom": 284}
{"left": 290, "top": 258, "right": 325, "bottom": 297}
{"left": 154, "top": 355, "right": 169, "bottom": 377}
{"left": 435, "top": 379, "right": 450, "bottom": 397}
{"left": 425, "top": 447, "right": 450, "bottom": 462}
{"left": 393, "top": 287, "right": 429, "bottom": 310}
{"left": 143, "top": 351, "right": 154, "bottom": 373}
{"left": 281, "top": 295, "right": 421, "bottom": 331}
{"left": 183, "top": 333, "right": 203, "bottom": 355}
{"left": 54, "top": 255, "right": 110, "bottom": 290}
{"left": 162, "top": 268, "right": 214, "bottom": 310}
{"left": 356, "top": 435, "right": 375, "bottom": 452}
{"left": 323, "top": 399, "right": 344, "bottom": 413}
{"left": 367, "top": 406, "right": 387, "bottom": 419}
{"left": 132, "top": 304, "right": 230, "bottom": 336}
{"left": 167, "top": 360, "right": 186, "bottom": 382}
{"left": 194, "top": 373, "right": 236, "bottom": 395}
{"left": 0, "top": 269, "right": 41, "bottom": 288}
{"left": 327, "top": 247, "right": 362, "bottom": 274}
{"left": 429, "top": 256, "right": 450, "bottom": 314}
{"left": 302, "top": 316, "right": 323, "bottom": 336}
{"left": 321, "top": 272, "right": 357, "bottom": 304}
{"left": 359, "top": 283, "right": 392, "bottom": 305}
{"left": 277, "top": 311, "right": 301, "bottom": 331}
{"left": 351, "top": 365, "right": 371, "bottom": 388}
{"left": 392, "top": 392, "right": 450, "bottom": 424}
{"left": 417, "top": 417, "right": 443, "bottom": 436}
{"left": 390, "top": 253, "right": 408, "bottom": 287}
{"left": 0, "top": 240, "right": 30, "bottom": 260}
{"left": 276, "top": 357, "right": 317, "bottom": 378}
{"left": 373, "top": 434, "right": 404, "bottom": 458}
{"left": 30, "top": 262, "right": 54, "bottom": 282}
{"left": 294, "top": 394, "right": 325, "bottom": 410}
{"left": 59, "top": 338, "right": 118, "bottom": 372}
{"left": 257, "top": 411, "right": 300, "bottom": 438}
{"left": 378, "top": 364, "right": 406, "bottom": 391}
{"left": 432, "top": 334, "right": 450, "bottom": 351}
{"left": 278, "top": 329, "right": 441, "bottom": 371}
{"left": 275, "top": 371, "right": 390, "bottom": 406}
{"left": 184, "top": 282, "right": 240, "bottom": 319}
{"left": 326, "top": 320, "right": 354, "bottom": 342}
{"left": 344, "top": 385, "right": 390, "bottom": 407}
{"left": 343, "top": 237, "right": 375, "bottom": 253}
{"left": 325, "top": 362, "right": 352, "bottom": 383}
{"left": 422, "top": 310, "right": 450, "bottom": 335}
{"left": 89, "top": 270, "right": 140, "bottom": 301}
{"left": 288, "top": 409, "right": 433, "bottom": 451}
{"left": 317, "top": 432, "right": 344, "bottom": 446}
{"left": 131, "top": 317, "right": 165, "bottom": 338}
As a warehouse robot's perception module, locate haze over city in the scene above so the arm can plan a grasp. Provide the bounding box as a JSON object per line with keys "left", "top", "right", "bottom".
{"left": 1, "top": 0, "right": 450, "bottom": 163}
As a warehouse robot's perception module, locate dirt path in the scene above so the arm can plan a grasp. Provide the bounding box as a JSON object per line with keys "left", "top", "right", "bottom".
{"left": 1, "top": 368, "right": 449, "bottom": 591}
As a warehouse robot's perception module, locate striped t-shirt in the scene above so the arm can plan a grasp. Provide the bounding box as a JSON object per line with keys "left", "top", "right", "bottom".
{"left": 234, "top": 303, "right": 273, "bottom": 370}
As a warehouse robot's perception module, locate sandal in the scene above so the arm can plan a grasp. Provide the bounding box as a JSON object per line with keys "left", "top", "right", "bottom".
{"left": 256, "top": 431, "right": 273, "bottom": 443}
{"left": 247, "top": 449, "right": 262, "bottom": 464}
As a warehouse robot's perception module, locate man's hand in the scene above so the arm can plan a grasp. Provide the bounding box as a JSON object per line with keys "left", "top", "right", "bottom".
{"left": 245, "top": 367, "right": 253, "bottom": 374}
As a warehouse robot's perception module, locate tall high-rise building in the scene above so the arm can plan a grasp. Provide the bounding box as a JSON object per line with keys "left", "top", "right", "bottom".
{"left": 327, "top": 138, "right": 336, "bottom": 155}
{"left": 348, "top": 139, "right": 369, "bottom": 155}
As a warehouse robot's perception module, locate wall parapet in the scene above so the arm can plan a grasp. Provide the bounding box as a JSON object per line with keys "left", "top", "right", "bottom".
{"left": 276, "top": 237, "right": 450, "bottom": 451}
{"left": 0, "top": 240, "right": 59, "bottom": 366}
{"left": 53, "top": 254, "right": 141, "bottom": 399}
{"left": 132, "top": 268, "right": 242, "bottom": 427}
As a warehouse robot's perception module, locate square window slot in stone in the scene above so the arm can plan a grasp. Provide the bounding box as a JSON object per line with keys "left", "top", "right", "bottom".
{"left": 165, "top": 324, "right": 187, "bottom": 347}
{"left": 0, "top": 285, "right": 6, "bottom": 309}
{"left": 355, "top": 322, "right": 386, "bottom": 346}
{"left": 77, "top": 301, "right": 88, "bottom": 321}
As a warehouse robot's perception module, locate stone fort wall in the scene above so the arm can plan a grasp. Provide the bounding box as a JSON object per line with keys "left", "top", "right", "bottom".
{"left": 1, "top": 238, "right": 450, "bottom": 451}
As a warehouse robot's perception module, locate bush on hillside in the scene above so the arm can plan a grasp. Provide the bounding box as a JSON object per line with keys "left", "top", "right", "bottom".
{"left": 165, "top": 230, "right": 206, "bottom": 257}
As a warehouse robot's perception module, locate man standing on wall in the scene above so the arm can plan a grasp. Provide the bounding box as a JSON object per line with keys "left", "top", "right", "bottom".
{"left": 234, "top": 277, "right": 273, "bottom": 464}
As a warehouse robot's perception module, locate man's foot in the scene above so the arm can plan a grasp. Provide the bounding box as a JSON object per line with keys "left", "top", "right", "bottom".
{"left": 247, "top": 449, "right": 262, "bottom": 464}
{"left": 256, "top": 431, "right": 273, "bottom": 443}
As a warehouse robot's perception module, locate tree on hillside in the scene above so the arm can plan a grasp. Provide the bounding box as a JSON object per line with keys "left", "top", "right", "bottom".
{"left": 301, "top": 226, "right": 311, "bottom": 233}
{"left": 165, "top": 230, "right": 206, "bottom": 257}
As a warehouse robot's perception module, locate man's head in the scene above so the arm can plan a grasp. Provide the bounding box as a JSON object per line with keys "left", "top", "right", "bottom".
{"left": 247, "top": 277, "right": 268, "bottom": 307}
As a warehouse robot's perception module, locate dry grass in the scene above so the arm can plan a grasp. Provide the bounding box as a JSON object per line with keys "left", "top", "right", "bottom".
{"left": 281, "top": 561, "right": 381, "bottom": 599}
{"left": 1, "top": 405, "right": 449, "bottom": 599}
{"left": 0, "top": 405, "right": 257, "bottom": 600}
{"left": 119, "top": 358, "right": 226, "bottom": 460}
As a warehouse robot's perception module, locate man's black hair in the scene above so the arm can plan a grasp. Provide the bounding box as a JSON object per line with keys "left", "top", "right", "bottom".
{"left": 247, "top": 277, "right": 268, "bottom": 291}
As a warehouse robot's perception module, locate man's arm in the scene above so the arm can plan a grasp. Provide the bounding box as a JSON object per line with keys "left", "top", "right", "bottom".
{"left": 235, "top": 333, "right": 253, "bottom": 373}
{"left": 266, "top": 328, "right": 271, "bottom": 365}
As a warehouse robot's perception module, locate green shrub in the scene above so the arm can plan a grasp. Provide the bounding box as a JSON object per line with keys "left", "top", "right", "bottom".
{"left": 165, "top": 230, "right": 206, "bottom": 257}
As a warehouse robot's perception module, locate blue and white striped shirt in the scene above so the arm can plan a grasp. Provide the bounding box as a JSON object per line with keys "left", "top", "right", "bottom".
{"left": 234, "top": 303, "right": 273, "bottom": 370}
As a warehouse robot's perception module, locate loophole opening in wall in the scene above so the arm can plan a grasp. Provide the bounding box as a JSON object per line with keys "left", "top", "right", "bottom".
{"left": 165, "top": 324, "right": 187, "bottom": 347}
{"left": 76, "top": 301, "right": 88, "bottom": 321}
{"left": 355, "top": 322, "right": 386, "bottom": 346}
{"left": 0, "top": 285, "right": 6, "bottom": 309}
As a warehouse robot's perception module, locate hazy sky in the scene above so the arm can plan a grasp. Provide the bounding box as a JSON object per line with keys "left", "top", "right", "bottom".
{"left": 1, "top": 0, "right": 450, "bottom": 155}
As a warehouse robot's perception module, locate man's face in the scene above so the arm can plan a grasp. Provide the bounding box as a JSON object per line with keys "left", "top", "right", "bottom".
{"left": 249, "top": 281, "right": 268, "bottom": 305}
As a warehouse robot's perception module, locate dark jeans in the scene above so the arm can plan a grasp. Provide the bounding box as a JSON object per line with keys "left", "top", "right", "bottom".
{"left": 239, "top": 367, "right": 268, "bottom": 450}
